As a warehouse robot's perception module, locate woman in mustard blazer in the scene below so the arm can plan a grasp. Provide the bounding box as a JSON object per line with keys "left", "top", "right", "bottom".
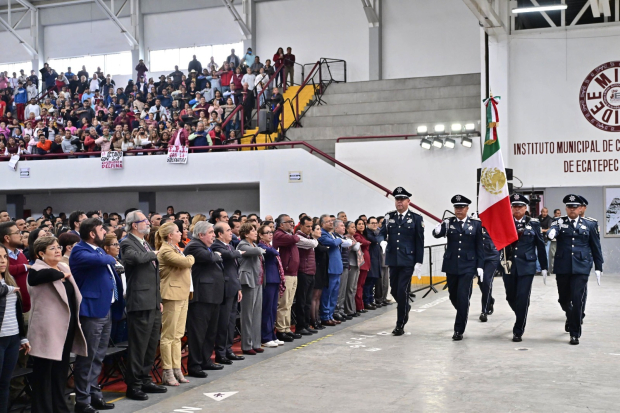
{"left": 155, "top": 222, "right": 195, "bottom": 386}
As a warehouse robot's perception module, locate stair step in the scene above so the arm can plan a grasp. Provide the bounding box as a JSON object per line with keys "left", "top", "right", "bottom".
{"left": 302, "top": 108, "right": 480, "bottom": 127}
{"left": 326, "top": 73, "right": 480, "bottom": 94}
{"left": 321, "top": 84, "right": 480, "bottom": 105}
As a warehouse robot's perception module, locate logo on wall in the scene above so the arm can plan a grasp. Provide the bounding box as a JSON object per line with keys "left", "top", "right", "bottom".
{"left": 579, "top": 61, "right": 620, "bottom": 132}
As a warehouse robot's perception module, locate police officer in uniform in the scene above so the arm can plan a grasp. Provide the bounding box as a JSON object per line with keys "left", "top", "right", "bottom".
{"left": 547, "top": 194, "right": 603, "bottom": 345}
{"left": 380, "top": 187, "right": 424, "bottom": 336}
{"left": 432, "top": 195, "right": 483, "bottom": 340}
{"left": 479, "top": 226, "right": 500, "bottom": 322}
{"left": 577, "top": 195, "right": 597, "bottom": 324}
{"left": 503, "top": 193, "right": 548, "bottom": 342}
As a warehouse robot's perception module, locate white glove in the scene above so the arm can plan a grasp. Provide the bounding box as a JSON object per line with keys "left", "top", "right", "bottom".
{"left": 542, "top": 269, "right": 548, "bottom": 285}
{"left": 477, "top": 268, "right": 483, "bottom": 281}
{"left": 596, "top": 270, "right": 601, "bottom": 286}
{"left": 547, "top": 228, "right": 556, "bottom": 240}
{"left": 433, "top": 223, "right": 442, "bottom": 235}
{"left": 414, "top": 263, "right": 423, "bottom": 280}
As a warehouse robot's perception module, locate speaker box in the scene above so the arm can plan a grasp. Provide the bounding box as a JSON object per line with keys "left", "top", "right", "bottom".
{"left": 258, "top": 110, "right": 274, "bottom": 134}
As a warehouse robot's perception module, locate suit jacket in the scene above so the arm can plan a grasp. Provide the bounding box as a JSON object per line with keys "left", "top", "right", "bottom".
{"left": 506, "top": 216, "right": 548, "bottom": 276}
{"left": 236, "top": 239, "right": 264, "bottom": 288}
{"left": 120, "top": 234, "right": 161, "bottom": 312}
{"left": 433, "top": 216, "right": 484, "bottom": 276}
{"left": 549, "top": 216, "right": 603, "bottom": 275}
{"left": 318, "top": 229, "right": 343, "bottom": 275}
{"left": 158, "top": 242, "right": 195, "bottom": 301}
{"left": 210, "top": 239, "right": 242, "bottom": 297}
{"left": 70, "top": 240, "right": 121, "bottom": 318}
{"left": 184, "top": 238, "right": 225, "bottom": 304}
{"left": 380, "top": 210, "right": 425, "bottom": 267}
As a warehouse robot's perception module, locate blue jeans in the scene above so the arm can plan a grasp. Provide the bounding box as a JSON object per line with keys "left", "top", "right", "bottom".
{"left": 363, "top": 277, "right": 377, "bottom": 304}
{"left": 0, "top": 334, "right": 20, "bottom": 413}
{"left": 320, "top": 273, "right": 341, "bottom": 321}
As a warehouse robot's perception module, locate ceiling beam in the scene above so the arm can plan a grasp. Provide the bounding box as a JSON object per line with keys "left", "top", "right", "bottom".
{"left": 0, "top": 14, "right": 37, "bottom": 56}
{"left": 221, "top": 0, "right": 251, "bottom": 39}
{"left": 93, "top": 0, "right": 138, "bottom": 47}
{"left": 529, "top": 0, "right": 557, "bottom": 27}
{"left": 462, "top": 0, "right": 506, "bottom": 33}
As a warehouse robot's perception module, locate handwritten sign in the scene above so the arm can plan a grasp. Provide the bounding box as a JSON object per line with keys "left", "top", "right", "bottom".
{"left": 101, "top": 151, "right": 123, "bottom": 169}
{"left": 167, "top": 146, "right": 188, "bottom": 164}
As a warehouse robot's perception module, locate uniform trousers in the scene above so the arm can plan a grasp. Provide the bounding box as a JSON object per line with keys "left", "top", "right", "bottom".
{"left": 549, "top": 241, "right": 557, "bottom": 273}
{"left": 446, "top": 273, "right": 474, "bottom": 334}
{"left": 74, "top": 312, "right": 112, "bottom": 404}
{"left": 240, "top": 284, "right": 263, "bottom": 351}
{"left": 556, "top": 273, "right": 589, "bottom": 338}
{"left": 125, "top": 309, "right": 161, "bottom": 389}
{"left": 214, "top": 296, "right": 236, "bottom": 359}
{"left": 187, "top": 302, "right": 220, "bottom": 371}
{"left": 389, "top": 266, "right": 414, "bottom": 327}
{"left": 355, "top": 269, "right": 368, "bottom": 311}
{"left": 340, "top": 266, "right": 359, "bottom": 315}
{"left": 379, "top": 266, "right": 390, "bottom": 302}
{"left": 276, "top": 276, "right": 297, "bottom": 333}
{"left": 478, "top": 259, "right": 499, "bottom": 314}
{"left": 320, "top": 273, "right": 341, "bottom": 321}
{"left": 502, "top": 272, "right": 534, "bottom": 337}
{"left": 261, "top": 283, "right": 280, "bottom": 343}
{"left": 294, "top": 272, "right": 313, "bottom": 330}
{"left": 160, "top": 299, "right": 188, "bottom": 369}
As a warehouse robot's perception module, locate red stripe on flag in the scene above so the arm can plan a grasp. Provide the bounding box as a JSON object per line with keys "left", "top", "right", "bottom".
{"left": 479, "top": 197, "right": 518, "bottom": 251}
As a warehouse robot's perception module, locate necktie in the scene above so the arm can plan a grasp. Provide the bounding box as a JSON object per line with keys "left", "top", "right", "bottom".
{"left": 142, "top": 240, "right": 157, "bottom": 268}
{"left": 457, "top": 221, "right": 464, "bottom": 231}
{"left": 571, "top": 219, "right": 576, "bottom": 228}
{"left": 398, "top": 214, "right": 403, "bottom": 224}
{"left": 227, "top": 243, "right": 238, "bottom": 266}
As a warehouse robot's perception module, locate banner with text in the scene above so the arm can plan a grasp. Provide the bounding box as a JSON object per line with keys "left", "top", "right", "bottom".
{"left": 167, "top": 146, "right": 188, "bottom": 164}
{"left": 101, "top": 151, "right": 123, "bottom": 169}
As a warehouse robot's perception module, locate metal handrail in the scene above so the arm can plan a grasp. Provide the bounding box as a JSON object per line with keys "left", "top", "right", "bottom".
{"left": 255, "top": 64, "right": 286, "bottom": 122}
{"left": 337, "top": 134, "right": 418, "bottom": 143}
{"left": 220, "top": 104, "right": 244, "bottom": 136}
{"left": 293, "top": 61, "right": 320, "bottom": 122}
{"left": 411, "top": 243, "right": 448, "bottom": 298}
{"left": 1, "top": 140, "right": 441, "bottom": 222}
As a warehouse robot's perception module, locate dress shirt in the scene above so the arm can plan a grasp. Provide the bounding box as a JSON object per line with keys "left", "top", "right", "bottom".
{"left": 88, "top": 242, "right": 116, "bottom": 303}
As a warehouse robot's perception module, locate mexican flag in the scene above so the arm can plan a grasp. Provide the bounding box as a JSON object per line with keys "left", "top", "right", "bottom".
{"left": 478, "top": 96, "right": 517, "bottom": 250}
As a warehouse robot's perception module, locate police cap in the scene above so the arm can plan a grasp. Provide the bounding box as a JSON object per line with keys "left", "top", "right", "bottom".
{"left": 510, "top": 193, "right": 528, "bottom": 206}
{"left": 451, "top": 194, "right": 471, "bottom": 207}
{"left": 563, "top": 194, "right": 581, "bottom": 207}
{"left": 392, "top": 187, "right": 412, "bottom": 199}
{"left": 578, "top": 195, "right": 588, "bottom": 206}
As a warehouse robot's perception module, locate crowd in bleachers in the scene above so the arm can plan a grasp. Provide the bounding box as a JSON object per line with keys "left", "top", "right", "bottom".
{"left": 0, "top": 46, "right": 297, "bottom": 157}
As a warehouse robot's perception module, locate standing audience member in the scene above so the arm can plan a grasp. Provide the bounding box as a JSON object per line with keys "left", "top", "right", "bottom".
{"left": 354, "top": 219, "right": 371, "bottom": 316}
{"left": 283, "top": 47, "right": 296, "bottom": 86}
{"left": 294, "top": 216, "right": 319, "bottom": 335}
{"left": 343, "top": 221, "right": 362, "bottom": 317}
{"left": 28, "top": 237, "right": 87, "bottom": 413}
{"left": 0, "top": 223, "right": 31, "bottom": 318}
{"left": 318, "top": 217, "right": 350, "bottom": 325}
{"left": 155, "top": 222, "right": 195, "bottom": 386}
{"left": 335, "top": 220, "right": 357, "bottom": 320}
{"left": 311, "top": 223, "right": 329, "bottom": 330}
{"left": 363, "top": 217, "right": 382, "bottom": 310}
{"left": 70, "top": 218, "right": 122, "bottom": 413}
{"left": 121, "top": 210, "right": 167, "bottom": 400}
{"left": 258, "top": 225, "right": 284, "bottom": 347}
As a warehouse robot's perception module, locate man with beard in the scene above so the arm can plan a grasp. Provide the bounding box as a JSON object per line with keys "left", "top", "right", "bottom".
{"left": 69, "top": 218, "right": 124, "bottom": 412}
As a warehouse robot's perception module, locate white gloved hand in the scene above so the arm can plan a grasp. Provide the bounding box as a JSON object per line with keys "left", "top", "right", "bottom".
{"left": 477, "top": 268, "right": 483, "bottom": 281}
{"left": 433, "top": 223, "right": 442, "bottom": 235}
{"left": 596, "top": 270, "right": 602, "bottom": 286}
{"left": 547, "top": 228, "right": 556, "bottom": 240}
{"left": 414, "top": 263, "right": 423, "bottom": 280}
{"left": 542, "top": 269, "right": 548, "bottom": 285}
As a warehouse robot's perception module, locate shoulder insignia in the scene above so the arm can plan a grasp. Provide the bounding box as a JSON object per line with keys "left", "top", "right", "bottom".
{"left": 470, "top": 216, "right": 480, "bottom": 221}
{"left": 411, "top": 211, "right": 422, "bottom": 217}
{"left": 530, "top": 217, "right": 539, "bottom": 222}
{"left": 386, "top": 210, "right": 396, "bottom": 216}
{"left": 583, "top": 216, "right": 598, "bottom": 222}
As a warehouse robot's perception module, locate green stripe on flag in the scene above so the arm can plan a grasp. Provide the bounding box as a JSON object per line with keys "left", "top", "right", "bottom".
{"left": 482, "top": 98, "right": 500, "bottom": 162}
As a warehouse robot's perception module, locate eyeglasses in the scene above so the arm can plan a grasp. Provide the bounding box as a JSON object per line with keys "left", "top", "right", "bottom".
{"left": 135, "top": 219, "right": 149, "bottom": 224}
{"left": 9, "top": 231, "right": 20, "bottom": 236}
{"left": 262, "top": 231, "right": 273, "bottom": 235}
{"left": 109, "top": 243, "right": 119, "bottom": 247}
{"left": 284, "top": 220, "right": 294, "bottom": 224}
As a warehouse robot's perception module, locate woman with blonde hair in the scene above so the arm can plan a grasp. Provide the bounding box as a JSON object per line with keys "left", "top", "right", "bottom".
{"left": 189, "top": 214, "right": 207, "bottom": 235}
{"left": 155, "top": 222, "right": 195, "bottom": 386}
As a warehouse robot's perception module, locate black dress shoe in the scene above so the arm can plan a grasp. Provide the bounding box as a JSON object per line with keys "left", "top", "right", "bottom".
{"left": 203, "top": 362, "right": 224, "bottom": 370}
{"left": 287, "top": 332, "right": 302, "bottom": 339}
{"left": 392, "top": 327, "right": 404, "bottom": 336}
{"left": 344, "top": 314, "right": 353, "bottom": 320}
{"left": 360, "top": 309, "right": 368, "bottom": 313}
{"left": 512, "top": 335, "right": 522, "bottom": 342}
{"left": 452, "top": 332, "right": 463, "bottom": 341}
{"left": 365, "top": 304, "right": 376, "bottom": 310}
{"left": 297, "top": 328, "right": 313, "bottom": 336}
{"left": 187, "top": 369, "right": 208, "bottom": 378}
{"left": 348, "top": 313, "right": 359, "bottom": 318}
{"left": 142, "top": 382, "right": 167, "bottom": 393}
{"left": 333, "top": 313, "right": 344, "bottom": 321}
{"left": 75, "top": 402, "right": 98, "bottom": 413}
{"left": 126, "top": 387, "right": 148, "bottom": 401}
{"left": 382, "top": 300, "right": 394, "bottom": 306}
{"left": 276, "top": 332, "right": 294, "bottom": 342}
{"left": 215, "top": 357, "right": 233, "bottom": 365}
{"left": 226, "top": 353, "right": 245, "bottom": 361}
{"left": 91, "top": 396, "right": 114, "bottom": 410}
{"left": 409, "top": 292, "right": 416, "bottom": 298}
{"left": 306, "top": 327, "right": 318, "bottom": 334}
{"left": 565, "top": 320, "right": 570, "bottom": 332}
{"left": 570, "top": 336, "right": 579, "bottom": 345}
{"left": 479, "top": 313, "right": 488, "bottom": 322}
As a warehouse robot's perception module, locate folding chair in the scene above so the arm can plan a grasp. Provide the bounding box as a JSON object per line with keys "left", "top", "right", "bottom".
{"left": 8, "top": 367, "right": 33, "bottom": 413}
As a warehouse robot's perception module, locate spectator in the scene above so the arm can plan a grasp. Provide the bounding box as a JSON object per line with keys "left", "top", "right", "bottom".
{"left": 311, "top": 223, "right": 328, "bottom": 329}
{"left": 250, "top": 56, "right": 264, "bottom": 74}
{"left": 341, "top": 221, "right": 361, "bottom": 318}
{"left": 0, "top": 222, "right": 31, "bottom": 316}
{"left": 36, "top": 134, "right": 52, "bottom": 155}
{"left": 284, "top": 47, "right": 296, "bottom": 86}
{"left": 269, "top": 87, "right": 284, "bottom": 131}
{"left": 188, "top": 55, "right": 202, "bottom": 74}
{"left": 318, "top": 216, "right": 349, "bottom": 325}
{"left": 24, "top": 99, "right": 40, "bottom": 121}
{"left": 334, "top": 219, "right": 354, "bottom": 321}
{"left": 255, "top": 68, "right": 269, "bottom": 107}
{"left": 363, "top": 217, "right": 382, "bottom": 309}
{"left": 58, "top": 231, "right": 80, "bottom": 266}
{"left": 120, "top": 210, "right": 167, "bottom": 400}
{"left": 242, "top": 67, "right": 256, "bottom": 93}
{"left": 28, "top": 236, "right": 87, "bottom": 413}
{"left": 208, "top": 124, "right": 225, "bottom": 145}
{"left": 184, "top": 221, "right": 226, "bottom": 377}
{"left": 135, "top": 59, "right": 148, "bottom": 82}
{"left": 294, "top": 216, "right": 319, "bottom": 335}
{"left": 353, "top": 219, "right": 371, "bottom": 315}
{"left": 155, "top": 222, "right": 194, "bottom": 386}
{"left": 273, "top": 48, "right": 285, "bottom": 87}
{"left": 70, "top": 218, "right": 121, "bottom": 413}
{"left": 237, "top": 223, "right": 266, "bottom": 355}
{"left": 227, "top": 49, "right": 240, "bottom": 70}
{"left": 13, "top": 83, "right": 27, "bottom": 122}
{"left": 258, "top": 224, "right": 285, "bottom": 348}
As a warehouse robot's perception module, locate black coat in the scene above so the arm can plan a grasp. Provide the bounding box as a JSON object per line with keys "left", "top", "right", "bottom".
{"left": 120, "top": 235, "right": 161, "bottom": 312}
{"left": 184, "top": 239, "right": 226, "bottom": 305}
{"left": 0, "top": 284, "right": 26, "bottom": 340}
{"left": 210, "top": 239, "right": 242, "bottom": 298}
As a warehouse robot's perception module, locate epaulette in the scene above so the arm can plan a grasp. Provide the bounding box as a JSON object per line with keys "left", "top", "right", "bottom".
{"left": 583, "top": 216, "right": 598, "bottom": 222}
{"left": 470, "top": 216, "right": 480, "bottom": 221}
{"left": 530, "top": 217, "right": 539, "bottom": 222}
{"left": 411, "top": 210, "right": 422, "bottom": 217}
{"left": 386, "top": 210, "right": 396, "bottom": 215}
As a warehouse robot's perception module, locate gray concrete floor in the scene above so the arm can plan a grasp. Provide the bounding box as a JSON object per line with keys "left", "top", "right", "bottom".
{"left": 108, "top": 275, "right": 620, "bottom": 413}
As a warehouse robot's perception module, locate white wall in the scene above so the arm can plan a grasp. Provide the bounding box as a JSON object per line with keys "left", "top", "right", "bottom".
{"left": 0, "top": 28, "right": 34, "bottom": 65}
{"left": 382, "top": 0, "right": 481, "bottom": 80}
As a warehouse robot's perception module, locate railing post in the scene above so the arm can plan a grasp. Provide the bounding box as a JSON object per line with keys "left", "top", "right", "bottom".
{"left": 241, "top": 106, "right": 245, "bottom": 137}
{"left": 319, "top": 61, "right": 323, "bottom": 94}
{"left": 256, "top": 94, "right": 260, "bottom": 124}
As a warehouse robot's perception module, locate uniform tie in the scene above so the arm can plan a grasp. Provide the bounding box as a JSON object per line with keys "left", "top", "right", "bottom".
{"left": 571, "top": 219, "right": 576, "bottom": 228}
{"left": 457, "top": 220, "right": 464, "bottom": 231}
{"left": 398, "top": 214, "right": 403, "bottom": 224}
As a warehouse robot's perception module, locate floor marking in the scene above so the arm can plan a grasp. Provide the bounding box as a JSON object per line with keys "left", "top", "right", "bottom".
{"left": 377, "top": 332, "right": 390, "bottom": 336}
{"left": 204, "top": 392, "right": 238, "bottom": 401}
{"left": 174, "top": 407, "right": 203, "bottom": 412}
{"left": 292, "top": 334, "right": 332, "bottom": 350}
{"left": 365, "top": 348, "right": 382, "bottom": 352}
{"left": 108, "top": 396, "right": 125, "bottom": 403}
{"left": 608, "top": 353, "right": 620, "bottom": 356}
{"left": 410, "top": 296, "right": 450, "bottom": 312}
{"left": 515, "top": 348, "right": 530, "bottom": 351}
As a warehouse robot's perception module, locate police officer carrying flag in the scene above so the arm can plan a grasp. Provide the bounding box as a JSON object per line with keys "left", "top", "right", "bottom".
{"left": 380, "top": 187, "right": 424, "bottom": 336}
{"left": 547, "top": 194, "right": 603, "bottom": 345}
{"left": 502, "top": 193, "right": 548, "bottom": 342}
{"left": 432, "top": 195, "right": 483, "bottom": 340}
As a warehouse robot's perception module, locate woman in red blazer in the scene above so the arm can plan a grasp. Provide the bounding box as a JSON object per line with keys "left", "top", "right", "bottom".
{"left": 353, "top": 219, "right": 371, "bottom": 315}
{"left": 272, "top": 48, "right": 285, "bottom": 88}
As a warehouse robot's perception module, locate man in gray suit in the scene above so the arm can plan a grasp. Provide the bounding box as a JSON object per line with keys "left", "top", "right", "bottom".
{"left": 120, "top": 210, "right": 167, "bottom": 400}
{"left": 183, "top": 221, "right": 226, "bottom": 377}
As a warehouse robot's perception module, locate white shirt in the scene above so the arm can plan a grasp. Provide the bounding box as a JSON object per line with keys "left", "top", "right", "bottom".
{"left": 87, "top": 242, "right": 116, "bottom": 303}
{"left": 89, "top": 79, "right": 100, "bottom": 91}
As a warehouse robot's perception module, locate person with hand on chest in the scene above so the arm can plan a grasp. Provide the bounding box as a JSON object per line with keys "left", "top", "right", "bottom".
{"left": 502, "top": 194, "right": 548, "bottom": 343}
{"left": 432, "top": 195, "right": 483, "bottom": 341}
{"left": 546, "top": 194, "right": 603, "bottom": 345}
{"left": 380, "top": 187, "right": 425, "bottom": 336}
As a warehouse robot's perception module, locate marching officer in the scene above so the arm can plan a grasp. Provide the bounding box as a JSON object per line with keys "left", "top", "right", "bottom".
{"left": 432, "top": 195, "right": 483, "bottom": 340}
{"left": 577, "top": 195, "right": 597, "bottom": 324}
{"left": 479, "top": 226, "right": 500, "bottom": 322}
{"left": 547, "top": 194, "right": 603, "bottom": 345}
{"left": 380, "top": 187, "right": 425, "bottom": 336}
{"left": 503, "top": 193, "right": 548, "bottom": 342}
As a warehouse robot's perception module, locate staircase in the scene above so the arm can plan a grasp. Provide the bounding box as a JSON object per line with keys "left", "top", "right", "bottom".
{"left": 286, "top": 73, "right": 481, "bottom": 157}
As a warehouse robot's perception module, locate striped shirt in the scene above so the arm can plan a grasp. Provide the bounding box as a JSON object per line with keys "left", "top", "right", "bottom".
{"left": 0, "top": 279, "right": 19, "bottom": 338}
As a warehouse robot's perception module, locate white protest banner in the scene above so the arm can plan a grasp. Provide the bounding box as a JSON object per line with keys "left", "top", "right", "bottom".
{"left": 7, "top": 155, "right": 19, "bottom": 171}
{"left": 167, "top": 146, "right": 188, "bottom": 164}
{"left": 101, "top": 151, "right": 123, "bottom": 169}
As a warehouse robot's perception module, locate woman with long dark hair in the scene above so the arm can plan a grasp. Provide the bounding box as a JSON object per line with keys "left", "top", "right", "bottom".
{"left": 353, "top": 219, "right": 371, "bottom": 315}
{"left": 272, "top": 47, "right": 285, "bottom": 87}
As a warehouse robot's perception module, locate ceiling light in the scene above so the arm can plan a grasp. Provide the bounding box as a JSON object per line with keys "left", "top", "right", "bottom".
{"left": 432, "top": 138, "right": 443, "bottom": 149}
{"left": 434, "top": 124, "right": 445, "bottom": 133}
{"left": 512, "top": 5, "right": 567, "bottom": 14}
{"left": 420, "top": 138, "right": 432, "bottom": 150}
{"left": 465, "top": 123, "right": 475, "bottom": 131}
{"left": 444, "top": 137, "right": 455, "bottom": 149}
{"left": 417, "top": 125, "right": 427, "bottom": 134}
{"left": 451, "top": 123, "right": 461, "bottom": 132}
{"left": 461, "top": 137, "right": 473, "bottom": 148}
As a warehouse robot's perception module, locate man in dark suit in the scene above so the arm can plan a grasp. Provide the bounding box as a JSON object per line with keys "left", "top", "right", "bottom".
{"left": 183, "top": 221, "right": 226, "bottom": 377}
{"left": 120, "top": 210, "right": 167, "bottom": 400}
{"left": 210, "top": 222, "right": 245, "bottom": 365}
{"left": 70, "top": 218, "right": 123, "bottom": 413}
